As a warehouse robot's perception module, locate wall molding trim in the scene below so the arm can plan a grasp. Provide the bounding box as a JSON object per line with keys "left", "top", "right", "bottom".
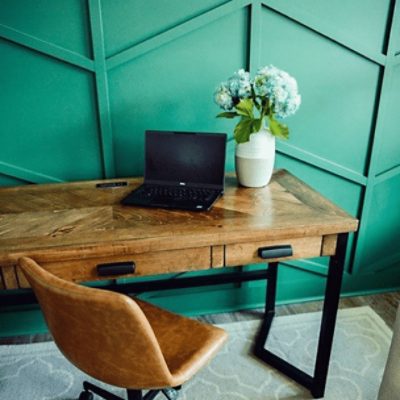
{"left": 0, "top": 23, "right": 94, "bottom": 71}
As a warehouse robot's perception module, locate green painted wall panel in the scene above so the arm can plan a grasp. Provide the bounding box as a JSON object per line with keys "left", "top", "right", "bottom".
{"left": 0, "top": 174, "right": 25, "bottom": 187}
{"left": 0, "top": 39, "right": 103, "bottom": 181}
{"left": 357, "top": 174, "right": 400, "bottom": 273}
{"left": 264, "top": 0, "right": 392, "bottom": 55}
{"left": 260, "top": 7, "right": 380, "bottom": 176}
{"left": 109, "top": 9, "right": 248, "bottom": 177}
{"left": 0, "top": 0, "right": 91, "bottom": 57}
{"left": 101, "top": 0, "right": 228, "bottom": 57}
{"left": 375, "top": 63, "right": 400, "bottom": 175}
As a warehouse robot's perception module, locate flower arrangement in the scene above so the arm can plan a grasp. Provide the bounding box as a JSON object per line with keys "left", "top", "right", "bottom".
{"left": 214, "top": 65, "right": 301, "bottom": 143}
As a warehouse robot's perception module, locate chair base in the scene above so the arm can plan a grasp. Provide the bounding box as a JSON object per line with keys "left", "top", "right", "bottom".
{"left": 79, "top": 381, "right": 180, "bottom": 400}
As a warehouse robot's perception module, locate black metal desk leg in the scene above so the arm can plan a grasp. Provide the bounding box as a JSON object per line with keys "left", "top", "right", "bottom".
{"left": 311, "top": 233, "right": 349, "bottom": 398}
{"left": 265, "top": 262, "right": 278, "bottom": 314}
{"left": 253, "top": 234, "right": 349, "bottom": 398}
{"left": 254, "top": 262, "right": 278, "bottom": 353}
{"left": 254, "top": 261, "right": 315, "bottom": 390}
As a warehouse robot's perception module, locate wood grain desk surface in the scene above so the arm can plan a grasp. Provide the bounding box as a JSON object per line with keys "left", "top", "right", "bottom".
{"left": 0, "top": 169, "right": 358, "bottom": 290}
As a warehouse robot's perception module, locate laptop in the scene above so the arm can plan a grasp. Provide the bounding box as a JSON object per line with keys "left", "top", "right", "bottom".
{"left": 121, "top": 130, "right": 227, "bottom": 211}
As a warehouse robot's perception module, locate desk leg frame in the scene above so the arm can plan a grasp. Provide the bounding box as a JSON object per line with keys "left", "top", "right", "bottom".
{"left": 254, "top": 233, "right": 349, "bottom": 399}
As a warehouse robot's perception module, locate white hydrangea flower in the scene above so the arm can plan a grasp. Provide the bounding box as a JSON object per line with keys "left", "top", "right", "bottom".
{"left": 227, "top": 69, "right": 252, "bottom": 99}
{"left": 253, "top": 65, "right": 301, "bottom": 119}
{"left": 215, "top": 64, "right": 301, "bottom": 141}
{"left": 214, "top": 82, "right": 234, "bottom": 110}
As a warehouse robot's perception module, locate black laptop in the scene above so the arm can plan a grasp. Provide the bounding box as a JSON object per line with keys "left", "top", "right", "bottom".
{"left": 121, "top": 130, "right": 227, "bottom": 211}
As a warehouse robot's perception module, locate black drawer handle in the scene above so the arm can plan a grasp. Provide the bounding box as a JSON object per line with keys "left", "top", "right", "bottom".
{"left": 258, "top": 245, "right": 293, "bottom": 260}
{"left": 96, "top": 261, "right": 135, "bottom": 276}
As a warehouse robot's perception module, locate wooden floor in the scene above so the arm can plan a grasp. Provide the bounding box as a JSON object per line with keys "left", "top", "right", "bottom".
{"left": 1, "top": 291, "right": 399, "bottom": 345}
{"left": 202, "top": 291, "right": 400, "bottom": 328}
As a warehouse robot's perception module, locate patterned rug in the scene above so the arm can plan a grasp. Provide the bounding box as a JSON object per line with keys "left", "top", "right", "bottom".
{"left": 0, "top": 306, "right": 392, "bottom": 399}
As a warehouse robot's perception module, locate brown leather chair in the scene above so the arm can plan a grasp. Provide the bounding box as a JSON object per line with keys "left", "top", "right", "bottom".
{"left": 19, "top": 257, "right": 227, "bottom": 400}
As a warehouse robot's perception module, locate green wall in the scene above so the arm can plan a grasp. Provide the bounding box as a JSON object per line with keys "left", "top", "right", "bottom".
{"left": 1, "top": 0, "right": 400, "bottom": 336}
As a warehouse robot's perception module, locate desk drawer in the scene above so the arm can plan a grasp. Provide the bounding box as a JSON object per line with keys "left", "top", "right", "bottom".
{"left": 225, "top": 236, "right": 322, "bottom": 266}
{"left": 16, "top": 246, "right": 211, "bottom": 287}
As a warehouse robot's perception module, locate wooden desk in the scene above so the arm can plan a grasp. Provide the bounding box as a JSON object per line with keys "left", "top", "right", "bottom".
{"left": 0, "top": 169, "right": 358, "bottom": 398}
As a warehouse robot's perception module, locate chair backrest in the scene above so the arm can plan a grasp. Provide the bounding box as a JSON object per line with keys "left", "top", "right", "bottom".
{"left": 19, "top": 257, "right": 174, "bottom": 389}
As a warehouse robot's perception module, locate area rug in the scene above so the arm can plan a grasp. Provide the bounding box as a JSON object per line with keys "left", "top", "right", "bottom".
{"left": 0, "top": 306, "right": 392, "bottom": 399}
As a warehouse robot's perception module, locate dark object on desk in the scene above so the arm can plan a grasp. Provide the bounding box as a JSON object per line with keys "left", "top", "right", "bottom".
{"left": 19, "top": 257, "right": 227, "bottom": 400}
{"left": 96, "top": 181, "right": 128, "bottom": 188}
{"left": 121, "top": 130, "right": 227, "bottom": 211}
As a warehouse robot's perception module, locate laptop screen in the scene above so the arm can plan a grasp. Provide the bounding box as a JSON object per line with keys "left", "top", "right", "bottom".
{"left": 145, "top": 130, "right": 227, "bottom": 188}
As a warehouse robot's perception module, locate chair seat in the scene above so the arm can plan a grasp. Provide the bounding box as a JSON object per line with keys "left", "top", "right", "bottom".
{"left": 136, "top": 299, "right": 227, "bottom": 387}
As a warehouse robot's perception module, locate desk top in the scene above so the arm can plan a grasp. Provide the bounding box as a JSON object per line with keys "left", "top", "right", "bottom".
{"left": 0, "top": 170, "right": 357, "bottom": 266}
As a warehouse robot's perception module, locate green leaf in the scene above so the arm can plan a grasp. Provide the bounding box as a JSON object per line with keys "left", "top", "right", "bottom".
{"left": 251, "top": 118, "right": 263, "bottom": 133}
{"left": 235, "top": 98, "right": 254, "bottom": 118}
{"left": 268, "top": 115, "right": 289, "bottom": 140}
{"left": 234, "top": 117, "right": 253, "bottom": 143}
{"left": 216, "top": 111, "right": 239, "bottom": 119}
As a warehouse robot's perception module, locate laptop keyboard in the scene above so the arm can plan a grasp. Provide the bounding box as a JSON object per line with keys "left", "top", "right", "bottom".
{"left": 139, "top": 185, "right": 217, "bottom": 202}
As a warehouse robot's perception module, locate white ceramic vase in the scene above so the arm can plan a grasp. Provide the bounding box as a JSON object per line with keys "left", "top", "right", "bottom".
{"left": 235, "top": 128, "right": 275, "bottom": 187}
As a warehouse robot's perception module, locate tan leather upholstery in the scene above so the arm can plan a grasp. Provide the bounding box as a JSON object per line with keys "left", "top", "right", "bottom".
{"left": 19, "top": 257, "right": 227, "bottom": 390}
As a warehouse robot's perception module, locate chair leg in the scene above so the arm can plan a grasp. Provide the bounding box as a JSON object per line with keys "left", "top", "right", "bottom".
{"left": 79, "top": 381, "right": 174, "bottom": 400}
{"left": 140, "top": 389, "right": 160, "bottom": 400}
{"left": 127, "top": 389, "right": 143, "bottom": 400}
{"left": 162, "top": 387, "right": 180, "bottom": 400}
{"left": 80, "top": 381, "right": 124, "bottom": 400}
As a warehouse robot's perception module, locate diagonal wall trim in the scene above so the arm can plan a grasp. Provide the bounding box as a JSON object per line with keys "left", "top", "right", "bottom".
{"left": 282, "top": 259, "right": 328, "bottom": 277}
{"left": 363, "top": 252, "right": 400, "bottom": 275}
{"left": 0, "top": 24, "right": 94, "bottom": 72}
{"left": 262, "top": 1, "right": 386, "bottom": 66}
{"left": 375, "top": 164, "right": 400, "bottom": 184}
{"left": 88, "top": 0, "right": 115, "bottom": 178}
{"left": 106, "top": 0, "right": 252, "bottom": 71}
{"left": 277, "top": 141, "right": 368, "bottom": 186}
{"left": 0, "top": 162, "right": 63, "bottom": 184}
